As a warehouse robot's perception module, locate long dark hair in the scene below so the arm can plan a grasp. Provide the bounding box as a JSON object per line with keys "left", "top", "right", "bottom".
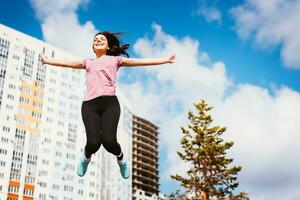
{"left": 94, "top": 31, "right": 130, "bottom": 57}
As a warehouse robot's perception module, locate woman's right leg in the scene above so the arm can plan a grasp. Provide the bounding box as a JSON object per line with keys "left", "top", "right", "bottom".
{"left": 81, "top": 101, "right": 102, "bottom": 159}
{"left": 77, "top": 101, "right": 102, "bottom": 177}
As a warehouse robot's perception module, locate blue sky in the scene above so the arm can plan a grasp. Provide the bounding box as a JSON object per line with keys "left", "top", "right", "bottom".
{"left": 1, "top": 0, "right": 300, "bottom": 199}
{"left": 1, "top": 0, "right": 299, "bottom": 91}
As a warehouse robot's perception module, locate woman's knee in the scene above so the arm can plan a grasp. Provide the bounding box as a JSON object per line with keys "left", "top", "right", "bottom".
{"left": 86, "top": 140, "right": 101, "bottom": 153}
{"left": 102, "top": 138, "right": 119, "bottom": 154}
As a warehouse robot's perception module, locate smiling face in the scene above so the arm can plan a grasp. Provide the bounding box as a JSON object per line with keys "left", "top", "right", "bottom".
{"left": 93, "top": 34, "right": 109, "bottom": 55}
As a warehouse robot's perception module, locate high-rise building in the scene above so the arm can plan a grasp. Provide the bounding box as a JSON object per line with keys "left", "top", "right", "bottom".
{"left": 0, "top": 23, "right": 132, "bottom": 200}
{"left": 132, "top": 115, "right": 159, "bottom": 200}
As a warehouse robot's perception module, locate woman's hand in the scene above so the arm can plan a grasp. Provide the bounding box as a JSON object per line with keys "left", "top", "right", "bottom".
{"left": 167, "top": 53, "right": 176, "bottom": 64}
{"left": 39, "top": 53, "right": 47, "bottom": 64}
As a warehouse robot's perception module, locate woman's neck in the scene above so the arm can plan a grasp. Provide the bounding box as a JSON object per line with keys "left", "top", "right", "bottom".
{"left": 95, "top": 52, "right": 107, "bottom": 58}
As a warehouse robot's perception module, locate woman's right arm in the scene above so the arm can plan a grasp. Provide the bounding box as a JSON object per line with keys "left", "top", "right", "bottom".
{"left": 39, "top": 53, "right": 84, "bottom": 69}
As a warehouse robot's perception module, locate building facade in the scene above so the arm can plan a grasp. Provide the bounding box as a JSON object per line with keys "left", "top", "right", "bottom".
{"left": 132, "top": 115, "right": 159, "bottom": 200}
{"left": 0, "top": 24, "right": 132, "bottom": 200}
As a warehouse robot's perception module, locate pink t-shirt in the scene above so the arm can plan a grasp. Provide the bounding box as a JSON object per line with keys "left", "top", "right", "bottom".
{"left": 83, "top": 55, "right": 123, "bottom": 101}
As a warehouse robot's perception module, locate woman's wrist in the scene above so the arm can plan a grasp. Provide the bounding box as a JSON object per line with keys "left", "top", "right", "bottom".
{"left": 165, "top": 58, "right": 171, "bottom": 64}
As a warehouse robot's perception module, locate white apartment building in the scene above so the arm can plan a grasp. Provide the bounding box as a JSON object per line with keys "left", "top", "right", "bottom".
{"left": 0, "top": 23, "right": 132, "bottom": 200}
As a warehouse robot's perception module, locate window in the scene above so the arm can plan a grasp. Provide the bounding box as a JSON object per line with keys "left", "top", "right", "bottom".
{"left": 0, "top": 148, "right": 7, "bottom": 155}
{"left": 7, "top": 94, "right": 14, "bottom": 100}
{"left": 3, "top": 126, "right": 10, "bottom": 132}
{"left": 0, "top": 160, "right": 6, "bottom": 167}
{"left": 22, "top": 47, "right": 35, "bottom": 77}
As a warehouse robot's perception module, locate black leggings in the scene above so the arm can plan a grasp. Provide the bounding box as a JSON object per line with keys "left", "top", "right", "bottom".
{"left": 81, "top": 96, "right": 122, "bottom": 158}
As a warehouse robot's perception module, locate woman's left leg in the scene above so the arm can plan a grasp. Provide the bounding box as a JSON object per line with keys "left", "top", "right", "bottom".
{"left": 100, "top": 97, "right": 122, "bottom": 156}
{"left": 100, "top": 96, "right": 130, "bottom": 179}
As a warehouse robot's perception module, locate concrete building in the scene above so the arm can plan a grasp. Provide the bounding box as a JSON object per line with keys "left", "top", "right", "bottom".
{"left": 132, "top": 115, "right": 159, "bottom": 200}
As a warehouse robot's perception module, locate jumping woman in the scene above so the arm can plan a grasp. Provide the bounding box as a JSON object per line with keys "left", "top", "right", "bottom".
{"left": 39, "top": 31, "right": 175, "bottom": 179}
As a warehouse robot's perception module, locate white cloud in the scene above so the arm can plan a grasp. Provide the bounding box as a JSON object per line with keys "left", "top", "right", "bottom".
{"left": 216, "top": 85, "right": 300, "bottom": 199}
{"left": 29, "top": 0, "right": 89, "bottom": 20}
{"left": 133, "top": 24, "right": 231, "bottom": 105}
{"left": 230, "top": 0, "right": 300, "bottom": 69}
{"left": 193, "top": 0, "right": 222, "bottom": 23}
{"left": 41, "top": 13, "right": 96, "bottom": 57}
{"left": 29, "top": 0, "right": 97, "bottom": 57}
{"left": 119, "top": 24, "right": 300, "bottom": 199}
{"left": 197, "top": 6, "right": 222, "bottom": 23}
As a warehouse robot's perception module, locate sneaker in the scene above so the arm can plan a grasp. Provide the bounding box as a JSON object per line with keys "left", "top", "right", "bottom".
{"left": 118, "top": 161, "right": 130, "bottom": 179}
{"left": 77, "top": 158, "right": 90, "bottom": 177}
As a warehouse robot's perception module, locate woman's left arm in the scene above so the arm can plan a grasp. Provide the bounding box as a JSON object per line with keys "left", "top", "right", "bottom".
{"left": 121, "top": 54, "right": 175, "bottom": 67}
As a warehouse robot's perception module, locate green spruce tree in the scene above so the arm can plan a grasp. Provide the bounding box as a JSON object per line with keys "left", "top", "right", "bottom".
{"left": 166, "top": 189, "right": 188, "bottom": 200}
{"left": 170, "top": 100, "right": 248, "bottom": 200}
